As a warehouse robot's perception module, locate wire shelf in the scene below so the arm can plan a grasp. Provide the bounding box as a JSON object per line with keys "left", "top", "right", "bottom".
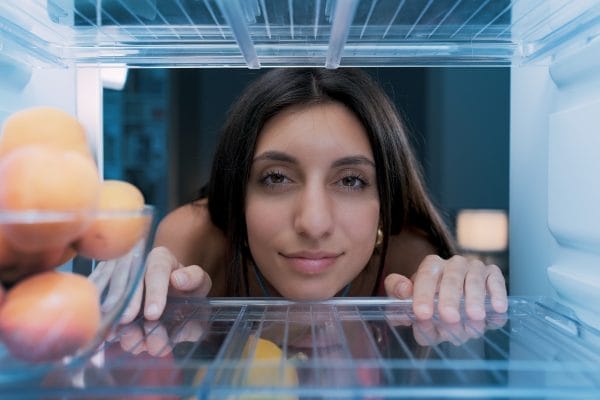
{"left": 0, "top": 0, "right": 599, "bottom": 67}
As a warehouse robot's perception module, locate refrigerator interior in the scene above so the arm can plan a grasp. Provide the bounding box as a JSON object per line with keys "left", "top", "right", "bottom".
{"left": 1, "top": 0, "right": 600, "bottom": 397}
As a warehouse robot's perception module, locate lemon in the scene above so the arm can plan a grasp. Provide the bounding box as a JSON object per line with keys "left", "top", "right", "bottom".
{"left": 190, "top": 336, "right": 298, "bottom": 400}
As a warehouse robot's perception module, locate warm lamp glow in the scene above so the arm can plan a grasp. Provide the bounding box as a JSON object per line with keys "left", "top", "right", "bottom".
{"left": 456, "top": 209, "right": 508, "bottom": 252}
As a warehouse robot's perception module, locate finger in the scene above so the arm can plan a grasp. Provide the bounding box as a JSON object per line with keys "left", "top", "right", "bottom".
{"left": 88, "top": 260, "right": 115, "bottom": 293}
{"left": 412, "top": 255, "right": 444, "bottom": 320}
{"left": 172, "top": 320, "right": 206, "bottom": 344}
{"left": 383, "top": 273, "right": 413, "bottom": 299}
{"left": 437, "top": 256, "right": 470, "bottom": 323}
{"left": 463, "top": 259, "right": 488, "bottom": 321}
{"left": 486, "top": 312, "right": 509, "bottom": 330}
{"left": 464, "top": 319, "right": 486, "bottom": 340}
{"left": 383, "top": 301, "right": 413, "bottom": 327}
{"left": 170, "top": 265, "right": 212, "bottom": 296}
{"left": 143, "top": 320, "right": 172, "bottom": 357}
{"left": 144, "top": 247, "right": 180, "bottom": 320}
{"left": 486, "top": 265, "right": 508, "bottom": 313}
{"left": 102, "top": 252, "right": 134, "bottom": 313}
{"left": 412, "top": 319, "right": 441, "bottom": 346}
{"left": 436, "top": 322, "right": 465, "bottom": 346}
{"left": 119, "top": 323, "right": 146, "bottom": 355}
{"left": 121, "top": 278, "right": 144, "bottom": 324}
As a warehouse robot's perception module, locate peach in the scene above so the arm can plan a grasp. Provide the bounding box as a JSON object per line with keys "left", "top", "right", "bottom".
{"left": 0, "top": 106, "right": 92, "bottom": 159}
{"left": 0, "top": 145, "right": 100, "bottom": 252}
{"left": 0, "top": 230, "right": 75, "bottom": 283}
{"left": 0, "top": 271, "right": 100, "bottom": 362}
{"left": 75, "top": 180, "right": 147, "bottom": 260}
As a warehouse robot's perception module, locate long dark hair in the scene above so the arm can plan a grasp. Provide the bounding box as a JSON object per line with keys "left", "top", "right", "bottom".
{"left": 206, "top": 68, "right": 455, "bottom": 296}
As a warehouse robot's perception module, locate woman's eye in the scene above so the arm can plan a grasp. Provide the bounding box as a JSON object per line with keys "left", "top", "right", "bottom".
{"left": 339, "top": 175, "right": 367, "bottom": 190}
{"left": 260, "top": 172, "right": 289, "bottom": 186}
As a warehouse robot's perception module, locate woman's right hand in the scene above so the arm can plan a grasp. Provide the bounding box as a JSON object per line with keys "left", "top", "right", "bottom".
{"left": 121, "top": 246, "right": 212, "bottom": 323}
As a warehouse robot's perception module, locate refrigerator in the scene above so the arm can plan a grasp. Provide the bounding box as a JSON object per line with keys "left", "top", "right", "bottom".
{"left": 1, "top": 0, "right": 599, "bottom": 398}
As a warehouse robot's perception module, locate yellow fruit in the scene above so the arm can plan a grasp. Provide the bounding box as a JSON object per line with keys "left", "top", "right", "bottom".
{"left": 0, "top": 146, "right": 100, "bottom": 252}
{"left": 0, "top": 106, "right": 92, "bottom": 159}
{"left": 74, "top": 180, "right": 147, "bottom": 260}
{"left": 0, "top": 271, "right": 100, "bottom": 362}
{"left": 241, "top": 336, "right": 298, "bottom": 392}
{"left": 188, "top": 336, "right": 298, "bottom": 400}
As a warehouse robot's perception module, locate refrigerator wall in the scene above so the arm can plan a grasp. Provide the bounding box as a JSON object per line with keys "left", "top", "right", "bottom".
{"left": 511, "top": 37, "right": 600, "bottom": 328}
{"left": 1, "top": 0, "right": 600, "bottom": 326}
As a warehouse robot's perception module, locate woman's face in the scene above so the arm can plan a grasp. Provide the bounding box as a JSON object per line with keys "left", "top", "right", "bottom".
{"left": 245, "top": 102, "right": 380, "bottom": 300}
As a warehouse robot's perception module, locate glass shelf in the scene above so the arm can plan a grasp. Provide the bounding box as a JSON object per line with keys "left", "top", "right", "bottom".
{"left": 0, "top": 0, "right": 599, "bottom": 68}
{"left": 1, "top": 297, "right": 599, "bottom": 399}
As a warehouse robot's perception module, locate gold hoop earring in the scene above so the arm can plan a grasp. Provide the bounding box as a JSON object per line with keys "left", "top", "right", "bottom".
{"left": 375, "top": 228, "right": 384, "bottom": 248}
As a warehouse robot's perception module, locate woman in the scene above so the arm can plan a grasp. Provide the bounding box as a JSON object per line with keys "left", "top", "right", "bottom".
{"left": 125, "top": 68, "right": 507, "bottom": 324}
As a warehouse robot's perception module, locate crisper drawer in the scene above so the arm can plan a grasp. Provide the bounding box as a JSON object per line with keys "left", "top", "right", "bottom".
{"left": 1, "top": 297, "right": 599, "bottom": 399}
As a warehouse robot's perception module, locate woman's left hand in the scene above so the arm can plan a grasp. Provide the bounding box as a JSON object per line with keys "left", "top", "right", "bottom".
{"left": 384, "top": 255, "right": 508, "bottom": 323}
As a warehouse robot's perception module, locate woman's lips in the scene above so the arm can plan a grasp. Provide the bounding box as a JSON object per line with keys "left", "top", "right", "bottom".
{"left": 281, "top": 251, "right": 342, "bottom": 275}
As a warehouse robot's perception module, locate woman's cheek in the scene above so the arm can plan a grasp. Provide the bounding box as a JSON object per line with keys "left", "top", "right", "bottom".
{"left": 339, "top": 199, "right": 379, "bottom": 248}
{"left": 245, "top": 198, "right": 287, "bottom": 249}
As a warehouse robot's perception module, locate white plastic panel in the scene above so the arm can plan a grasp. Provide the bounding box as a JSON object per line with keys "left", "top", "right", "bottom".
{"left": 546, "top": 98, "right": 600, "bottom": 329}
{"left": 548, "top": 99, "right": 600, "bottom": 253}
{"left": 509, "top": 64, "right": 559, "bottom": 299}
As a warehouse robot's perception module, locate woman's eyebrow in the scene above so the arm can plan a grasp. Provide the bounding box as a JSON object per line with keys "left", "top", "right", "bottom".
{"left": 331, "top": 155, "right": 375, "bottom": 168}
{"left": 252, "top": 152, "right": 375, "bottom": 168}
{"left": 253, "top": 150, "right": 298, "bottom": 164}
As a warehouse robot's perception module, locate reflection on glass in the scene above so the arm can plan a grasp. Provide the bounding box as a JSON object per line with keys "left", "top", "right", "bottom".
{"left": 25, "top": 298, "right": 600, "bottom": 399}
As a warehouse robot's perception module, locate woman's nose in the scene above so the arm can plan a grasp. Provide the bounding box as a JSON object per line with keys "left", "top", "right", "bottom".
{"left": 293, "top": 185, "right": 333, "bottom": 239}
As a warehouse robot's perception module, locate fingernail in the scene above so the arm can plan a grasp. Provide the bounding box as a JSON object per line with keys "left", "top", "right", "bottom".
{"left": 145, "top": 304, "right": 159, "bottom": 319}
{"left": 172, "top": 270, "right": 187, "bottom": 287}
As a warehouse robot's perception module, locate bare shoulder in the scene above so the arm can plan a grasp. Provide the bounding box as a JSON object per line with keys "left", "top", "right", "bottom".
{"left": 154, "top": 199, "right": 227, "bottom": 275}
{"left": 384, "top": 228, "right": 438, "bottom": 278}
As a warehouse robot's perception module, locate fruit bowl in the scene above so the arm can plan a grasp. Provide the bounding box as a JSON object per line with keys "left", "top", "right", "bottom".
{"left": 0, "top": 205, "right": 154, "bottom": 383}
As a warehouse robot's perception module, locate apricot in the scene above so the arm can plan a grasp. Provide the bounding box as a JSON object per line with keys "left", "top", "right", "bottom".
{"left": 75, "top": 180, "right": 147, "bottom": 260}
{"left": 0, "top": 145, "right": 100, "bottom": 252}
{"left": 0, "top": 106, "right": 92, "bottom": 159}
{"left": 0, "top": 271, "right": 100, "bottom": 362}
{"left": 0, "top": 230, "right": 75, "bottom": 283}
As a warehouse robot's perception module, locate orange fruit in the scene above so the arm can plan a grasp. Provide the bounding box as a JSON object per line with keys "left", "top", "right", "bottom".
{"left": 75, "top": 180, "right": 147, "bottom": 260}
{"left": 0, "top": 106, "right": 92, "bottom": 159}
{"left": 0, "top": 229, "right": 75, "bottom": 282}
{"left": 0, "top": 228, "right": 18, "bottom": 267}
{"left": 0, "top": 145, "right": 100, "bottom": 252}
{"left": 0, "top": 271, "right": 100, "bottom": 362}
